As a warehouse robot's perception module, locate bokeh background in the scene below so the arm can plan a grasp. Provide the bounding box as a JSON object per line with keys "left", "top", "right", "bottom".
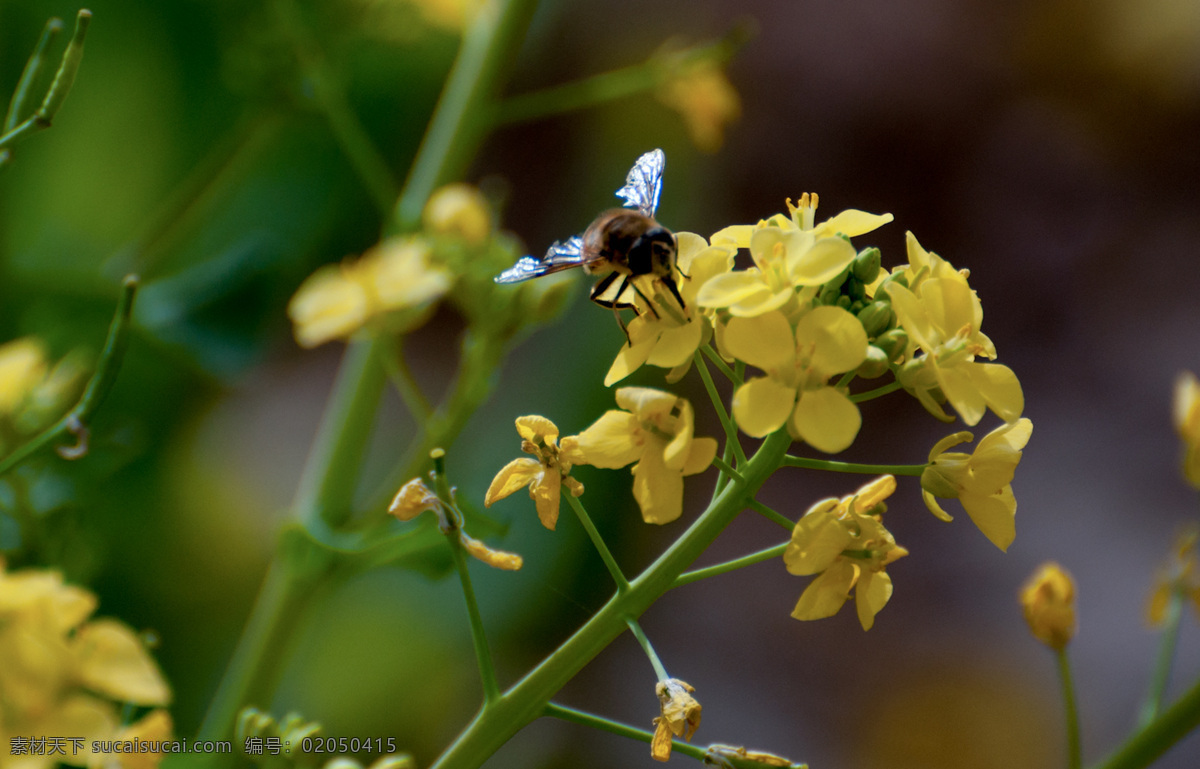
{"left": 2, "top": 1, "right": 1200, "bottom": 768}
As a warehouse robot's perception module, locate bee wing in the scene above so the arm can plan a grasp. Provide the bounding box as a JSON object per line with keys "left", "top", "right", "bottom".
{"left": 494, "top": 236, "right": 589, "bottom": 283}
{"left": 614, "top": 149, "right": 665, "bottom": 219}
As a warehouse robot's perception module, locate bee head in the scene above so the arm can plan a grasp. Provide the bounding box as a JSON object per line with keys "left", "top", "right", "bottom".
{"left": 628, "top": 226, "right": 677, "bottom": 278}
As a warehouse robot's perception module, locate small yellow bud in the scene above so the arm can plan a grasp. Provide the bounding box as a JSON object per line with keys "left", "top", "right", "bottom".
{"left": 1020, "top": 562, "right": 1077, "bottom": 650}
{"left": 423, "top": 183, "right": 491, "bottom": 245}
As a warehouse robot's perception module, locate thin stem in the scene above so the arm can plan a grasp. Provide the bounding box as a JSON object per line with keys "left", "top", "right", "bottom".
{"left": 271, "top": 0, "right": 398, "bottom": 217}
{"left": 673, "top": 542, "right": 788, "bottom": 589}
{"left": 0, "top": 10, "right": 91, "bottom": 153}
{"left": 701, "top": 344, "right": 739, "bottom": 385}
{"left": 625, "top": 616, "right": 668, "bottom": 681}
{"left": 747, "top": 498, "right": 793, "bottom": 532}
{"left": 5, "top": 17, "right": 63, "bottom": 132}
{"left": 710, "top": 455, "right": 745, "bottom": 485}
{"left": 380, "top": 336, "right": 432, "bottom": 421}
{"left": 1058, "top": 647, "right": 1082, "bottom": 769}
{"left": 1138, "top": 586, "right": 1185, "bottom": 728}
{"left": 0, "top": 277, "right": 137, "bottom": 476}
{"left": 393, "top": 0, "right": 540, "bottom": 230}
{"left": 543, "top": 702, "right": 709, "bottom": 763}
{"left": 449, "top": 532, "right": 502, "bottom": 704}
{"left": 565, "top": 493, "right": 630, "bottom": 593}
{"left": 694, "top": 350, "right": 747, "bottom": 466}
{"left": 850, "top": 380, "right": 902, "bottom": 403}
{"left": 494, "top": 26, "right": 747, "bottom": 126}
{"left": 782, "top": 455, "right": 925, "bottom": 477}
{"left": 714, "top": 439, "right": 735, "bottom": 497}
{"left": 1090, "top": 675, "right": 1200, "bottom": 769}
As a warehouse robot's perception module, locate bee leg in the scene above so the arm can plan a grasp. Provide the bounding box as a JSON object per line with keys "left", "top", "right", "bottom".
{"left": 590, "top": 273, "right": 633, "bottom": 344}
{"left": 661, "top": 276, "right": 687, "bottom": 313}
{"left": 629, "top": 279, "right": 661, "bottom": 319}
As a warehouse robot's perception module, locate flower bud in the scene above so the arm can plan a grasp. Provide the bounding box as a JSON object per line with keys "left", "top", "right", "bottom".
{"left": 423, "top": 183, "right": 491, "bottom": 245}
{"left": 856, "top": 301, "right": 893, "bottom": 338}
{"left": 875, "top": 272, "right": 908, "bottom": 301}
{"left": 852, "top": 246, "right": 881, "bottom": 284}
{"left": 874, "top": 328, "right": 909, "bottom": 362}
{"left": 1020, "top": 562, "right": 1077, "bottom": 650}
{"left": 856, "top": 344, "right": 890, "bottom": 379}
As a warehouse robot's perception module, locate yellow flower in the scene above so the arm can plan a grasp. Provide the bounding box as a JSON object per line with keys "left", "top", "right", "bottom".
{"left": 920, "top": 418, "right": 1032, "bottom": 552}
{"left": 569, "top": 388, "right": 717, "bottom": 525}
{"left": 1020, "top": 562, "right": 1076, "bottom": 650}
{"left": 725, "top": 307, "right": 868, "bottom": 452}
{"left": 657, "top": 60, "right": 741, "bottom": 153}
{"left": 708, "top": 194, "right": 893, "bottom": 254}
{"left": 0, "top": 337, "right": 47, "bottom": 415}
{"left": 651, "top": 678, "right": 702, "bottom": 761}
{"left": 1146, "top": 526, "right": 1200, "bottom": 625}
{"left": 288, "top": 237, "right": 452, "bottom": 348}
{"left": 98, "top": 709, "right": 173, "bottom": 769}
{"left": 0, "top": 562, "right": 170, "bottom": 769}
{"left": 423, "top": 183, "right": 492, "bottom": 245}
{"left": 1173, "top": 371, "right": 1200, "bottom": 488}
{"left": 784, "top": 475, "right": 907, "bottom": 631}
{"left": 605, "top": 233, "right": 734, "bottom": 385}
{"left": 886, "top": 233, "right": 1021, "bottom": 426}
{"left": 485, "top": 416, "right": 583, "bottom": 530}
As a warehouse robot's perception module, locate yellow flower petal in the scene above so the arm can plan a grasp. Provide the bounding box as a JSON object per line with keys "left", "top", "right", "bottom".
{"left": 695, "top": 270, "right": 774, "bottom": 309}
{"left": 855, "top": 570, "right": 893, "bottom": 631}
{"left": 784, "top": 501, "right": 851, "bottom": 576}
{"left": 788, "top": 236, "right": 857, "bottom": 286}
{"left": 389, "top": 478, "right": 441, "bottom": 520}
{"left": 461, "top": 534, "right": 524, "bottom": 571}
{"left": 791, "top": 560, "right": 856, "bottom": 620}
{"left": 484, "top": 458, "right": 542, "bottom": 506}
{"left": 531, "top": 469, "right": 562, "bottom": 530}
{"left": 287, "top": 266, "right": 370, "bottom": 348}
{"left": 710, "top": 224, "right": 755, "bottom": 249}
{"left": 72, "top": 619, "right": 171, "bottom": 706}
{"left": 798, "top": 306, "right": 868, "bottom": 376}
{"left": 961, "top": 486, "right": 1017, "bottom": 552}
{"left": 646, "top": 317, "right": 704, "bottom": 368}
{"left": 966, "top": 362, "right": 1024, "bottom": 423}
{"left": 632, "top": 449, "right": 685, "bottom": 524}
{"left": 732, "top": 377, "right": 796, "bottom": 438}
{"left": 515, "top": 415, "right": 560, "bottom": 443}
{"left": 811, "top": 210, "right": 894, "bottom": 238}
{"left": 724, "top": 312, "right": 795, "bottom": 372}
{"left": 792, "top": 386, "right": 861, "bottom": 454}
{"left": 572, "top": 411, "right": 642, "bottom": 469}
{"left": 682, "top": 437, "right": 718, "bottom": 476}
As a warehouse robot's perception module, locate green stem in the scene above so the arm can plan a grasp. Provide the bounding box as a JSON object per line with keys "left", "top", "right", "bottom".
{"left": 494, "top": 27, "right": 746, "bottom": 126}
{"left": 625, "top": 616, "right": 668, "bottom": 681}
{"left": 673, "top": 542, "right": 788, "bottom": 589}
{"left": 428, "top": 428, "right": 791, "bottom": 769}
{"left": 448, "top": 534, "right": 502, "bottom": 704}
{"left": 392, "top": 0, "right": 540, "bottom": 231}
{"left": 782, "top": 455, "right": 925, "bottom": 477}
{"left": 0, "top": 10, "right": 90, "bottom": 153}
{"left": 1138, "top": 586, "right": 1185, "bottom": 727}
{"left": 5, "top": 16, "right": 63, "bottom": 132}
{"left": 701, "top": 344, "right": 740, "bottom": 385}
{"left": 710, "top": 455, "right": 745, "bottom": 485}
{"left": 543, "top": 702, "right": 709, "bottom": 763}
{"left": 694, "top": 350, "right": 747, "bottom": 466}
{"left": 0, "top": 276, "right": 137, "bottom": 476}
{"left": 1090, "top": 675, "right": 1200, "bottom": 769}
{"left": 747, "top": 498, "right": 793, "bottom": 532}
{"left": 850, "top": 380, "right": 902, "bottom": 403}
{"left": 380, "top": 336, "right": 432, "bottom": 421}
{"left": 271, "top": 0, "right": 398, "bottom": 217}
{"left": 1058, "top": 647, "right": 1082, "bottom": 769}
{"left": 565, "top": 493, "right": 630, "bottom": 593}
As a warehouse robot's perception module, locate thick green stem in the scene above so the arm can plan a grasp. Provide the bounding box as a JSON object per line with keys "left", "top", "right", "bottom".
{"left": 1091, "top": 675, "right": 1200, "bottom": 769}
{"left": 428, "top": 429, "right": 792, "bottom": 769}
{"left": 393, "top": 0, "right": 541, "bottom": 230}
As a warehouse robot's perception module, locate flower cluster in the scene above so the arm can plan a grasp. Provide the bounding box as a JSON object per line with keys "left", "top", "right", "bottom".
{"left": 784, "top": 475, "right": 907, "bottom": 630}
{"left": 0, "top": 561, "right": 171, "bottom": 769}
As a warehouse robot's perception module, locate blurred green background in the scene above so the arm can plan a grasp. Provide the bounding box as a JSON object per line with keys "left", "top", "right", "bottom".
{"left": 2, "top": 1, "right": 1200, "bottom": 769}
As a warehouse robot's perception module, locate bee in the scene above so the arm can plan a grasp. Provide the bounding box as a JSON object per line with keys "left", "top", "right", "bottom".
{"left": 494, "top": 149, "right": 686, "bottom": 337}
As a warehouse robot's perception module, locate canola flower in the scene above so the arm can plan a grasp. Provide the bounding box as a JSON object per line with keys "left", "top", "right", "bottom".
{"left": 0, "top": 562, "right": 171, "bottom": 769}
{"left": 1146, "top": 526, "right": 1200, "bottom": 625}
{"left": 784, "top": 475, "right": 907, "bottom": 631}
{"left": 485, "top": 416, "right": 583, "bottom": 531}
{"left": 656, "top": 59, "right": 741, "bottom": 153}
{"left": 920, "top": 418, "right": 1033, "bottom": 552}
{"left": 569, "top": 388, "right": 717, "bottom": 525}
